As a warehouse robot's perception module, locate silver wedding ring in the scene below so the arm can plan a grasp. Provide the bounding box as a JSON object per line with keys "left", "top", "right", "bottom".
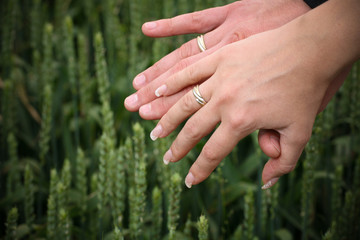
{"left": 193, "top": 85, "right": 207, "bottom": 106}
{"left": 197, "top": 35, "right": 207, "bottom": 52}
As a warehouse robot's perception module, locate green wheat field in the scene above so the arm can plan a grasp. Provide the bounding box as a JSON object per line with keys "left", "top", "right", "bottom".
{"left": 0, "top": 0, "right": 359, "bottom": 239}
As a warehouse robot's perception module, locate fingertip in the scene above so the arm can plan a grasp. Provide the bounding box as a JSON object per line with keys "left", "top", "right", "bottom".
{"left": 124, "top": 93, "right": 139, "bottom": 111}
{"left": 261, "top": 177, "right": 279, "bottom": 190}
{"left": 143, "top": 21, "right": 158, "bottom": 31}
{"left": 133, "top": 74, "right": 146, "bottom": 89}
{"left": 185, "top": 172, "right": 194, "bottom": 188}
{"left": 261, "top": 158, "right": 281, "bottom": 185}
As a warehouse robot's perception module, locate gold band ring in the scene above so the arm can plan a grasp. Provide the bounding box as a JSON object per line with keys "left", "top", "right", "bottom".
{"left": 197, "top": 35, "right": 207, "bottom": 52}
{"left": 193, "top": 85, "right": 207, "bottom": 106}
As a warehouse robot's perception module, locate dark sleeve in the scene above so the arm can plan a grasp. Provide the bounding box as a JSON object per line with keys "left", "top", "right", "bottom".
{"left": 303, "top": 0, "right": 327, "bottom": 8}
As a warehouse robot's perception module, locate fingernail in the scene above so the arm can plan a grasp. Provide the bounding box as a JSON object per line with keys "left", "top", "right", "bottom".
{"left": 185, "top": 172, "right": 195, "bottom": 188}
{"left": 139, "top": 103, "right": 151, "bottom": 116}
{"left": 134, "top": 74, "right": 146, "bottom": 86}
{"left": 261, "top": 177, "right": 279, "bottom": 190}
{"left": 125, "top": 94, "right": 138, "bottom": 108}
{"left": 150, "top": 124, "right": 162, "bottom": 141}
{"left": 155, "top": 84, "right": 167, "bottom": 97}
{"left": 163, "top": 149, "right": 172, "bottom": 165}
{"left": 144, "top": 21, "right": 157, "bottom": 30}
{"left": 270, "top": 135, "right": 280, "bottom": 154}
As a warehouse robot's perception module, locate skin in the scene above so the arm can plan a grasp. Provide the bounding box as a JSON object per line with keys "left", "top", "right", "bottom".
{"left": 126, "top": 0, "right": 312, "bottom": 166}
{"left": 125, "top": 0, "right": 360, "bottom": 188}
{"left": 125, "top": 0, "right": 349, "bottom": 162}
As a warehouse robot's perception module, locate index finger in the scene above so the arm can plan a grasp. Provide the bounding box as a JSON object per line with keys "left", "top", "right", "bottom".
{"left": 142, "top": 6, "right": 228, "bottom": 37}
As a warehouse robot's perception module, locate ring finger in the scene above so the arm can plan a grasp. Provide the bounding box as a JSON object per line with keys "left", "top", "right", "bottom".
{"left": 133, "top": 30, "right": 223, "bottom": 89}
{"left": 150, "top": 83, "right": 213, "bottom": 141}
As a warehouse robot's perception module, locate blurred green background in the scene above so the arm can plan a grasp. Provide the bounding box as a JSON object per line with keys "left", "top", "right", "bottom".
{"left": 0, "top": 0, "right": 359, "bottom": 239}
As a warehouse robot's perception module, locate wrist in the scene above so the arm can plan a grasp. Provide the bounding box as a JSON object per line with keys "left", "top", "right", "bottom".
{"left": 281, "top": 0, "right": 360, "bottom": 82}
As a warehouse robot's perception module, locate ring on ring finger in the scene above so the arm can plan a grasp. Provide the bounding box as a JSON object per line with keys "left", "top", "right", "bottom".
{"left": 197, "top": 35, "right": 207, "bottom": 52}
{"left": 193, "top": 85, "right": 207, "bottom": 106}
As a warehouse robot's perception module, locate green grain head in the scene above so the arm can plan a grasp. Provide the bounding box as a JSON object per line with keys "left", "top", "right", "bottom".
{"left": 152, "top": 186, "right": 163, "bottom": 239}
{"left": 244, "top": 190, "right": 255, "bottom": 239}
{"left": 197, "top": 215, "right": 209, "bottom": 240}
{"left": 24, "top": 164, "right": 35, "bottom": 229}
{"left": 5, "top": 207, "right": 18, "bottom": 240}
{"left": 168, "top": 173, "right": 182, "bottom": 240}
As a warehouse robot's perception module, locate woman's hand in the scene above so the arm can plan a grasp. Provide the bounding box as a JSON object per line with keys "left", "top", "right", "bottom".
{"left": 125, "top": 0, "right": 311, "bottom": 118}
{"left": 146, "top": 0, "right": 360, "bottom": 187}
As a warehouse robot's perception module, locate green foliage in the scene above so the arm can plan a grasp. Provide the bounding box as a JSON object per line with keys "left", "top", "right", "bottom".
{"left": 58, "top": 208, "right": 71, "bottom": 240}
{"left": 39, "top": 23, "right": 54, "bottom": 164}
{"left": 6, "top": 132, "right": 21, "bottom": 195}
{"left": 111, "top": 146, "right": 126, "bottom": 227}
{"left": 24, "top": 164, "right": 35, "bottom": 229}
{"left": 1, "top": 1, "right": 359, "bottom": 239}
{"left": 6, "top": 207, "right": 18, "bottom": 240}
{"left": 47, "top": 170, "right": 59, "bottom": 239}
{"left": 244, "top": 190, "right": 255, "bottom": 239}
{"left": 197, "top": 215, "right": 209, "bottom": 240}
{"left": 75, "top": 148, "right": 87, "bottom": 215}
{"left": 77, "top": 33, "right": 91, "bottom": 116}
{"left": 130, "top": 123, "right": 147, "bottom": 238}
{"left": 168, "top": 173, "right": 182, "bottom": 239}
{"left": 152, "top": 186, "right": 163, "bottom": 239}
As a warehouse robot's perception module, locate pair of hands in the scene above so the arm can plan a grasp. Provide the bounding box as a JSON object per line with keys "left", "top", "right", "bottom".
{"left": 125, "top": 0, "right": 349, "bottom": 188}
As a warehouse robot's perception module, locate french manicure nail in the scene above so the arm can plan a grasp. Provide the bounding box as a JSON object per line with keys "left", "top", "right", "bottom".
{"left": 270, "top": 135, "right": 280, "bottom": 154}
{"left": 134, "top": 74, "right": 146, "bottom": 86}
{"left": 144, "top": 21, "right": 157, "bottom": 29}
{"left": 185, "top": 172, "right": 195, "bottom": 188}
{"left": 163, "top": 149, "right": 172, "bottom": 165}
{"left": 261, "top": 177, "right": 279, "bottom": 190}
{"left": 125, "top": 94, "right": 138, "bottom": 108}
{"left": 140, "top": 103, "right": 151, "bottom": 116}
{"left": 150, "top": 124, "right": 162, "bottom": 141}
{"left": 155, "top": 84, "right": 167, "bottom": 97}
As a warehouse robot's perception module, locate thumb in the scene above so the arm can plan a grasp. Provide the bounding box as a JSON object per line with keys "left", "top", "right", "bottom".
{"left": 261, "top": 129, "right": 310, "bottom": 189}
{"left": 258, "top": 129, "right": 281, "bottom": 159}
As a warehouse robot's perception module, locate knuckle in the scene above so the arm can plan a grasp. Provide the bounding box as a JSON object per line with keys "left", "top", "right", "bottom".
{"left": 181, "top": 93, "right": 195, "bottom": 113}
{"left": 227, "top": 30, "right": 246, "bottom": 44}
{"left": 168, "top": 17, "right": 175, "bottom": 32}
{"left": 216, "top": 92, "right": 233, "bottom": 105}
{"left": 183, "top": 120, "right": 202, "bottom": 140}
{"left": 228, "top": 115, "right": 246, "bottom": 130}
{"left": 294, "top": 131, "right": 312, "bottom": 147}
{"left": 152, "top": 61, "right": 164, "bottom": 75}
{"left": 278, "top": 162, "right": 296, "bottom": 175}
{"left": 179, "top": 42, "right": 193, "bottom": 59}
{"left": 173, "top": 59, "right": 189, "bottom": 73}
{"left": 185, "top": 65, "right": 196, "bottom": 83}
{"left": 193, "top": 161, "right": 211, "bottom": 181}
{"left": 201, "top": 146, "right": 218, "bottom": 164}
{"left": 170, "top": 142, "right": 181, "bottom": 160}
{"left": 190, "top": 11, "right": 204, "bottom": 31}
{"left": 228, "top": 111, "right": 252, "bottom": 131}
